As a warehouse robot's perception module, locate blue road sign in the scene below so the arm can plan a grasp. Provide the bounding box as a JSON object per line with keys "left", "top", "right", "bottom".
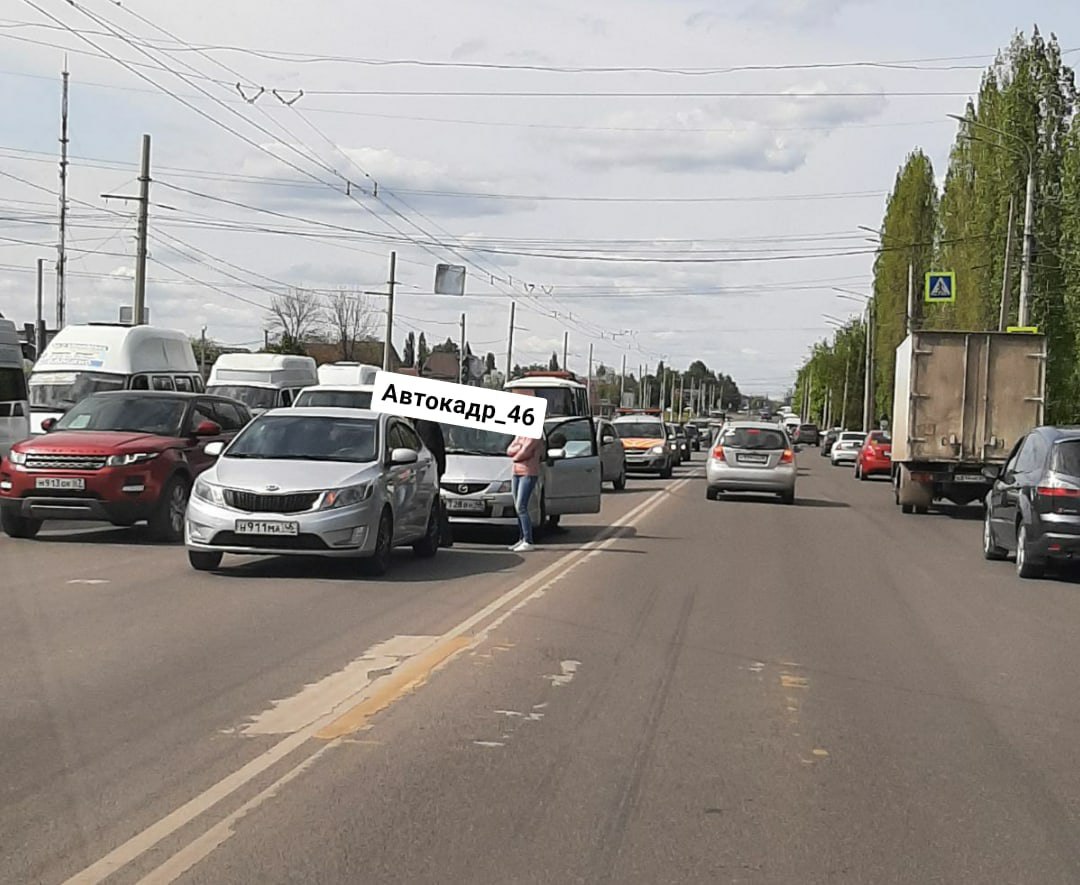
{"left": 925, "top": 272, "right": 956, "bottom": 303}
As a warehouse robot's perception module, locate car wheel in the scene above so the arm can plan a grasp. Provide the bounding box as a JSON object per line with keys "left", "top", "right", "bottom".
{"left": 362, "top": 509, "right": 393, "bottom": 576}
{"left": 548, "top": 513, "right": 561, "bottom": 529}
{"left": 412, "top": 503, "right": 439, "bottom": 559}
{"left": 901, "top": 503, "right": 914, "bottom": 514}
{"left": 857, "top": 463, "right": 867, "bottom": 481}
{"left": 706, "top": 487, "right": 719, "bottom": 501}
{"left": 613, "top": 468, "right": 627, "bottom": 491}
{"left": 188, "top": 550, "right": 223, "bottom": 571}
{"left": 1015, "top": 524, "right": 1045, "bottom": 579}
{"left": 660, "top": 462, "right": 673, "bottom": 479}
{"left": 148, "top": 475, "right": 190, "bottom": 543}
{"left": 0, "top": 508, "right": 43, "bottom": 539}
{"left": 983, "top": 510, "right": 1007, "bottom": 561}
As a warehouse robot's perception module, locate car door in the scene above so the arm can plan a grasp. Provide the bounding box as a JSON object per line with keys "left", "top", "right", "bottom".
{"left": 597, "top": 420, "right": 620, "bottom": 480}
{"left": 991, "top": 435, "right": 1028, "bottom": 548}
{"left": 385, "top": 421, "right": 423, "bottom": 538}
{"left": 396, "top": 420, "right": 436, "bottom": 533}
{"left": 544, "top": 417, "right": 602, "bottom": 515}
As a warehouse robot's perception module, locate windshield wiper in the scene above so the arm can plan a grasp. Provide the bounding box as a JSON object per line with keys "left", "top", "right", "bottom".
{"left": 447, "top": 448, "right": 503, "bottom": 456}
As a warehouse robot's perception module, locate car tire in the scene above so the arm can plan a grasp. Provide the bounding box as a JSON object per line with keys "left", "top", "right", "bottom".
{"left": 363, "top": 509, "right": 394, "bottom": 577}
{"left": 188, "top": 550, "right": 223, "bottom": 571}
{"left": 1015, "top": 524, "right": 1044, "bottom": 579}
{"left": 1, "top": 508, "right": 43, "bottom": 539}
{"left": 706, "top": 487, "right": 719, "bottom": 501}
{"left": 857, "top": 463, "right": 867, "bottom": 481}
{"left": 148, "top": 475, "right": 190, "bottom": 543}
{"left": 613, "top": 469, "right": 627, "bottom": 491}
{"left": 901, "top": 503, "right": 914, "bottom": 514}
{"left": 412, "top": 503, "right": 439, "bottom": 559}
{"left": 780, "top": 490, "right": 795, "bottom": 505}
{"left": 660, "top": 462, "right": 673, "bottom": 479}
{"left": 548, "top": 513, "right": 561, "bottom": 529}
{"left": 983, "top": 510, "right": 1007, "bottom": 561}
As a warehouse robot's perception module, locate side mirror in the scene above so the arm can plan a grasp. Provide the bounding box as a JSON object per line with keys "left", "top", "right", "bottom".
{"left": 204, "top": 441, "right": 225, "bottom": 458}
{"left": 195, "top": 420, "right": 222, "bottom": 437}
{"left": 391, "top": 447, "right": 418, "bottom": 465}
{"left": 601, "top": 433, "right": 615, "bottom": 445}
{"left": 547, "top": 448, "right": 567, "bottom": 461}
{"left": 40, "top": 417, "right": 57, "bottom": 432}
{"left": 982, "top": 464, "right": 1002, "bottom": 480}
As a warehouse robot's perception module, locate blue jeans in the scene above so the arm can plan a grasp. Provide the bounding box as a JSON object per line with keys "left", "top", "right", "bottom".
{"left": 511, "top": 474, "right": 538, "bottom": 544}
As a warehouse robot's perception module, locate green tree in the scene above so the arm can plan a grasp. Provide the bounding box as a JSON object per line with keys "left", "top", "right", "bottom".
{"left": 402, "top": 332, "right": 416, "bottom": 368}
{"left": 417, "top": 332, "right": 429, "bottom": 370}
{"left": 485, "top": 352, "right": 497, "bottom": 374}
{"left": 548, "top": 352, "right": 559, "bottom": 371}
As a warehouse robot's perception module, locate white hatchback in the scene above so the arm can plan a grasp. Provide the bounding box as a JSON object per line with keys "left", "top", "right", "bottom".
{"left": 830, "top": 432, "right": 867, "bottom": 465}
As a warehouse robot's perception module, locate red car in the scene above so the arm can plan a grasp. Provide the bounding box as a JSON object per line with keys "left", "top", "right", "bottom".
{"left": 855, "top": 430, "right": 892, "bottom": 480}
{"left": 0, "top": 391, "right": 250, "bottom": 541}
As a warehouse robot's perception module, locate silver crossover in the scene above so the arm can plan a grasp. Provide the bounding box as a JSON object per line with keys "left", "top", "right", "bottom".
{"left": 184, "top": 408, "right": 440, "bottom": 574}
{"left": 705, "top": 421, "right": 797, "bottom": 503}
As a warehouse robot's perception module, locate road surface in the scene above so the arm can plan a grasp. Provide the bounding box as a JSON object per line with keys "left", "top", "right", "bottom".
{"left": 6, "top": 454, "right": 1080, "bottom": 884}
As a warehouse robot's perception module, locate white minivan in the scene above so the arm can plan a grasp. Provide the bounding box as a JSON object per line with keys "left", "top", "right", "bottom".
{"left": 207, "top": 353, "right": 318, "bottom": 415}
{"left": 316, "top": 362, "right": 380, "bottom": 386}
{"left": 0, "top": 319, "right": 30, "bottom": 457}
{"left": 27, "top": 323, "right": 203, "bottom": 433}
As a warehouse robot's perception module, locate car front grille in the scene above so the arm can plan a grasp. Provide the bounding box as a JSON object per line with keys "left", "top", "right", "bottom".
{"left": 441, "top": 481, "right": 490, "bottom": 496}
{"left": 224, "top": 490, "right": 321, "bottom": 514}
{"left": 209, "top": 531, "right": 329, "bottom": 550}
{"left": 25, "top": 453, "right": 107, "bottom": 471}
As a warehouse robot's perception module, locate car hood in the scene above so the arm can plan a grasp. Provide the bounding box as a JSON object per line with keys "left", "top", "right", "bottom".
{"left": 210, "top": 457, "right": 381, "bottom": 492}
{"left": 16, "top": 430, "right": 179, "bottom": 453}
{"left": 443, "top": 453, "right": 511, "bottom": 484}
{"left": 618, "top": 437, "right": 666, "bottom": 449}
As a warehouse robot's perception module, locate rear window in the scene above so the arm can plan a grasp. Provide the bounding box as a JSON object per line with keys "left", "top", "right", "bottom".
{"left": 1052, "top": 440, "right": 1080, "bottom": 478}
{"left": 0, "top": 367, "right": 28, "bottom": 401}
{"left": 840, "top": 433, "right": 866, "bottom": 442}
{"left": 722, "top": 427, "right": 788, "bottom": 450}
{"left": 800, "top": 424, "right": 818, "bottom": 432}
{"left": 869, "top": 431, "right": 891, "bottom": 444}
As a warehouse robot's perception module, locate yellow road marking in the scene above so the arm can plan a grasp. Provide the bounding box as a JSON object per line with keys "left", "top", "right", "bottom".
{"left": 780, "top": 674, "right": 808, "bottom": 689}
{"left": 316, "top": 636, "right": 472, "bottom": 740}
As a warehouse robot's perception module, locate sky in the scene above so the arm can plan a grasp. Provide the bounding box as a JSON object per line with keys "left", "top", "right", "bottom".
{"left": 1, "top": 0, "right": 1079, "bottom": 394}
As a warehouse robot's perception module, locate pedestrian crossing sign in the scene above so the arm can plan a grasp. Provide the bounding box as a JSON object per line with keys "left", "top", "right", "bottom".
{"left": 925, "top": 272, "right": 956, "bottom": 303}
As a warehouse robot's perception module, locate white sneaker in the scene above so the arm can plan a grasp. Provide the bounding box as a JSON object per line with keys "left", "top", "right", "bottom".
{"left": 508, "top": 541, "right": 523, "bottom": 550}
{"left": 514, "top": 542, "right": 536, "bottom": 552}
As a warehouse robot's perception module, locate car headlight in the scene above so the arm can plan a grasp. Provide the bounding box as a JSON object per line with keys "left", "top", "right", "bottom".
{"left": 7, "top": 450, "right": 26, "bottom": 466}
{"left": 321, "top": 482, "right": 374, "bottom": 510}
{"left": 192, "top": 476, "right": 225, "bottom": 505}
{"left": 651, "top": 445, "right": 666, "bottom": 454}
{"left": 106, "top": 452, "right": 160, "bottom": 467}
{"left": 491, "top": 480, "right": 512, "bottom": 493}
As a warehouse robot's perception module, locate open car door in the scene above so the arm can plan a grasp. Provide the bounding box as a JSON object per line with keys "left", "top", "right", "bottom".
{"left": 543, "top": 416, "right": 602, "bottom": 515}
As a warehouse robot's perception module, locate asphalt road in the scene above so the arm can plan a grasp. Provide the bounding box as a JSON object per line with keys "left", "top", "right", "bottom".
{"left": 7, "top": 452, "right": 1080, "bottom": 884}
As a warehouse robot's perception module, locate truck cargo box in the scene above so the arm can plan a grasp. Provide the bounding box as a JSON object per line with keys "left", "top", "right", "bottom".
{"left": 892, "top": 331, "right": 1046, "bottom": 466}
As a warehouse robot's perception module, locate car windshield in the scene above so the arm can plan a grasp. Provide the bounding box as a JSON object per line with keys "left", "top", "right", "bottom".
{"left": 722, "top": 427, "right": 788, "bottom": 450}
{"left": 207, "top": 385, "right": 278, "bottom": 411}
{"left": 1051, "top": 440, "right": 1080, "bottom": 477}
{"left": 54, "top": 395, "right": 186, "bottom": 435}
{"left": 442, "top": 423, "right": 513, "bottom": 456}
{"left": 294, "top": 390, "right": 372, "bottom": 409}
{"left": 509, "top": 386, "right": 576, "bottom": 417}
{"left": 29, "top": 371, "right": 126, "bottom": 410}
{"left": 225, "top": 415, "right": 378, "bottom": 462}
{"left": 614, "top": 422, "right": 665, "bottom": 439}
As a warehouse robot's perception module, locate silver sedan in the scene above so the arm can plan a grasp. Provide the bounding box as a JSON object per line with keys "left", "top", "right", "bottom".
{"left": 184, "top": 408, "right": 440, "bottom": 575}
{"left": 705, "top": 421, "right": 797, "bottom": 504}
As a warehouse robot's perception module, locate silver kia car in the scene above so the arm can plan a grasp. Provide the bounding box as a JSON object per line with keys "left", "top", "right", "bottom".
{"left": 184, "top": 408, "right": 440, "bottom": 574}
{"left": 705, "top": 421, "right": 797, "bottom": 504}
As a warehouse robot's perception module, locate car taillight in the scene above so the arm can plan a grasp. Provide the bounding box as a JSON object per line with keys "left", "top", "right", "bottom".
{"left": 711, "top": 445, "right": 724, "bottom": 459}
{"left": 1037, "top": 486, "right": 1080, "bottom": 498}
{"left": 780, "top": 449, "right": 794, "bottom": 464}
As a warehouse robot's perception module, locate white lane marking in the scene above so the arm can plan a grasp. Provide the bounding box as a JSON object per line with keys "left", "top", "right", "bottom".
{"left": 473, "top": 741, "right": 505, "bottom": 748}
{"left": 63, "top": 476, "right": 691, "bottom": 885}
{"left": 545, "top": 660, "right": 581, "bottom": 687}
{"left": 135, "top": 742, "right": 336, "bottom": 885}
{"left": 66, "top": 579, "right": 110, "bottom": 585}
{"left": 242, "top": 635, "right": 440, "bottom": 736}
{"left": 495, "top": 709, "right": 544, "bottom": 721}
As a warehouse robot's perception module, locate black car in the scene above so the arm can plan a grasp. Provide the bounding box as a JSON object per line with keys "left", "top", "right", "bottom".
{"left": 684, "top": 424, "right": 702, "bottom": 452}
{"left": 984, "top": 426, "right": 1080, "bottom": 579}
{"left": 821, "top": 428, "right": 840, "bottom": 456}
{"left": 796, "top": 423, "right": 820, "bottom": 446}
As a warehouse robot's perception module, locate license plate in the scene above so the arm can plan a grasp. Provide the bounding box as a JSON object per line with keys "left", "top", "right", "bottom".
{"left": 955, "top": 474, "right": 985, "bottom": 483}
{"left": 235, "top": 520, "right": 299, "bottom": 535}
{"left": 35, "top": 477, "right": 84, "bottom": 490}
{"left": 446, "top": 498, "right": 484, "bottom": 513}
{"left": 737, "top": 453, "right": 768, "bottom": 464}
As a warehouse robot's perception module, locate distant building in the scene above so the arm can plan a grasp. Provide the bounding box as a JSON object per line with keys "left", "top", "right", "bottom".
{"left": 303, "top": 339, "right": 401, "bottom": 369}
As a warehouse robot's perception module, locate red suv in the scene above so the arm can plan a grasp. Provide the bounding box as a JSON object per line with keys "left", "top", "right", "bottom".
{"left": 0, "top": 391, "right": 250, "bottom": 541}
{"left": 856, "top": 430, "right": 892, "bottom": 480}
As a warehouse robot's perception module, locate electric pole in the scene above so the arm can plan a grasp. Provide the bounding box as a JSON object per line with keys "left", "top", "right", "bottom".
{"left": 36, "top": 259, "right": 45, "bottom": 357}
{"left": 458, "top": 312, "right": 466, "bottom": 384}
{"left": 587, "top": 342, "right": 594, "bottom": 412}
{"left": 382, "top": 251, "right": 397, "bottom": 371}
{"left": 133, "top": 133, "right": 151, "bottom": 326}
{"left": 1018, "top": 159, "right": 1036, "bottom": 327}
{"left": 56, "top": 63, "right": 69, "bottom": 330}
{"left": 506, "top": 301, "right": 516, "bottom": 379}
{"left": 678, "top": 373, "right": 685, "bottom": 422}
{"left": 200, "top": 326, "right": 207, "bottom": 377}
{"left": 999, "top": 194, "right": 1016, "bottom": 331}
{"left": 562, "top": 331, "right": 568, "bottom": 371}
{"left": 620, "top": 353, "right": 627, "bottom": 407}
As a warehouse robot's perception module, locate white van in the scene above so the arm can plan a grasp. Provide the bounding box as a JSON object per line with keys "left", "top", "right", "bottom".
{"left": 504, "top": 372, "right": 590, "bottom": 418}
{"left": 0, "top": 319, "right": 30, "bottom": 457}
{"left": 293, "top": 384, "right": 374, "bottom": 410}
{"left": 27, "top": 323, "right": 203, "bottom": 432}
{"left": 207, "top": 353, "right": 318, "bottom": 414}
{"left": 316, "top": 362, "right": 380, "bottom": 386}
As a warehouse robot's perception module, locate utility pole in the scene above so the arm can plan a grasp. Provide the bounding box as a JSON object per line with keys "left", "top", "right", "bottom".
{"left": 458, "top": 312, "right": 466, "bottom": 384}
{"left": 199, "top": 326, "right": 207, "bottom": 377}
{"left": 382, "top": 251, "right": 397, "bottom": 371}
{"left": 659, "top": 369, "right": 666, "bottom": 420}
{"left": 562, "top": 331, "right": 568, "bottom": 371}
{"left": 620, "top": 353, "right": 627, "bottom": 407}
{"left": 905, "top": 258, "right": 914, "bottom": 335}
{"left": 133, "top": 134, "right": 151, "bottom": 326}
{"left": 56, "top": 63, "right": 69, "bottom": 330}
{"left": 840, "top": 350, "right": 850, "bottom": 430}
{"left": 678, "top": 373, "right": 685, "bottom": 422}
{"left": 1018, "top": 159, "right": 1036, "bottom": 327}
{"left": 36, "top": 259, "right": 45, "bottom": 357}
{"left": 505, "top": 301, "right": 516, "bottom": 379}
{"left": 999, "top": 194, "right": 1016, "bottom": 331}
{"left": 863, "top": 303, "right": 873, "bottom": 432}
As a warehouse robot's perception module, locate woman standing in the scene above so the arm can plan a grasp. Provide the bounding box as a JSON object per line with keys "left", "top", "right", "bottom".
{"left": 506, "top": 433, "right": 543, "bottom": 552}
